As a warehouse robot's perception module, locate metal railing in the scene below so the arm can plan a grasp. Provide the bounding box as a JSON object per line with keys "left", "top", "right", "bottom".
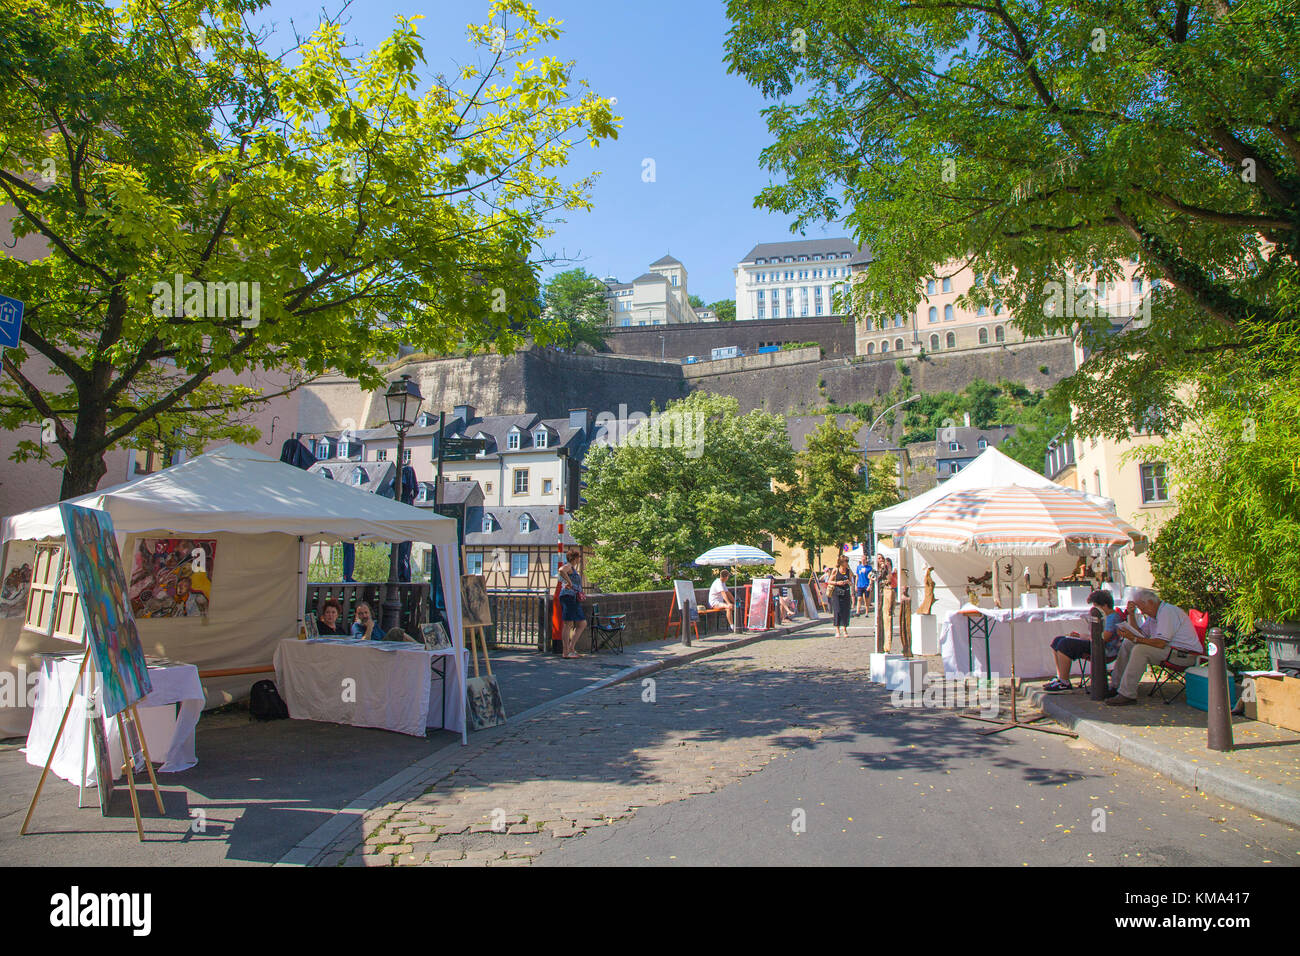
{"left": 486, "top": 590, "right": 548, "bottom": 651}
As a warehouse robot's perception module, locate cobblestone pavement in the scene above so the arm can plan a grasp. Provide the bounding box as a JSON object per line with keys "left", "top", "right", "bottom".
{"left": 316, "top": 625, "right": 878, "bottom": 866}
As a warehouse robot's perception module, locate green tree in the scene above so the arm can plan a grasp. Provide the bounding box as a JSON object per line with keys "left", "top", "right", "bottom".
{"left": 708, "top": 299, "right": 737, "bottom": 321}
{"left": 688, "top": 293, "right": 705, "bottom": 309}
{"left": 542, "top": 267, "right": 610, "bottom": 350}
{"left": 0, "top": 0, "right": 617, "bottom": 497}
{"left": 790, "top": 417, "right": 898, "bottom": 565}
{"left": 570, "top": 392, "right": 796, "bottom": 591}
{"left": 724, "top": 0, "right": 1300, "bottom": 440}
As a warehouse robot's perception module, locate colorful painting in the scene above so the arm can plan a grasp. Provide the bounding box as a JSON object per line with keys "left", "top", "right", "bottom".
{"left": 0, "top": 542, "right": 33, "bottom": 618}
{"left": 128, "top": 537, "right": 216, "bottom": 619}
{"left": 746, "top": 577, "right": 772, "bottom": 631}
{"left": 59, "top": 504, "right": 152, "bottom": 719}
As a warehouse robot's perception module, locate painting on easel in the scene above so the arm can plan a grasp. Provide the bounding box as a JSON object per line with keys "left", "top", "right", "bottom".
{"left": 58, "top": 504, "right": 151, "bottom": 718}
{"left": 460, "top": 574, "right": 493, "bottom": 628}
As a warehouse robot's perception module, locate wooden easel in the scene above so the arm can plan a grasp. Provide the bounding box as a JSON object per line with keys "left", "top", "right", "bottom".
{"left": 21, "top": 649, "right": 165, "bottom": 840}
{"left": 466, "top": 625, "right": 492, "bottom": 679}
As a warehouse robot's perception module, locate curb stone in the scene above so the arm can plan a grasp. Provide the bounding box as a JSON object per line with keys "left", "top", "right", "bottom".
{"left": 1025, "top": 686, "right": 1300, "bottom": 828}
{"left": 274, "top": 617, "right": 823, "bottom": 866}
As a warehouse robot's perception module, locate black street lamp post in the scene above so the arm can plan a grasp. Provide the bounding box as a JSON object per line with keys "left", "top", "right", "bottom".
{"left": 382, "top": 374, "right": 423, "bottom": 631}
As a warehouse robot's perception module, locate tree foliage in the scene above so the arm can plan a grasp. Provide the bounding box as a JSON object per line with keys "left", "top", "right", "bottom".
{"left": 0, "top": 0, "right": 617, "bottom": 496}
{"left": 541, "top": 267, "right": 609, "bottom": 350}
{"left": 708, "top": 299, "right": 737, "bottom": 321}
{"left": 724, "top": 0, "right": 1300, "bottom": 440}
{"left": 570, "top": 392, "right": 796, "bottom": 591}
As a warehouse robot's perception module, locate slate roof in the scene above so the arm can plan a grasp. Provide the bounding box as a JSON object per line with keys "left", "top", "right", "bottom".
{"left": 935, "top": 425, "right": 1018, "bottom": 459}
{"left": 740, "top": 238, "right": 867, "bottom": 263}
{"left": 307, "top": 460, "right": 396, "bottom": 495}
{"left": 351, "top": 412, "right": 589, "bottom": 456}
{"left": 632, "top": 272, "right": 670, "bottom": 284}
{"left": 649, "top": 254, "right": 682, "bottom": 267}
{"left": 463, "top": 505, "right": 577, "bottom": 547}
{"left": 413, "top": 478, "right": 484, "bottom": 507}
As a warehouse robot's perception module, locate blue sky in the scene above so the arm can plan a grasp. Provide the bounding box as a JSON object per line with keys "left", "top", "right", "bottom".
{"left": 256, "top": 0, "right": 844, "bottom": 303}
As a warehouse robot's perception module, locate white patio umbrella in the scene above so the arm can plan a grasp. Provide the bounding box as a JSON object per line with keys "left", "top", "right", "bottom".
{"left": 695, "top": 543, "right": 775, "bottom": 631}
{"left": 895, "top": 486, "right": 1145, "bottom": 737}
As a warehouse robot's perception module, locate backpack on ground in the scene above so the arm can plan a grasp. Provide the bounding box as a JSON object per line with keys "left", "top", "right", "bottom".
{"left": 249, "top": 679, "right": 289, "bottom": 721}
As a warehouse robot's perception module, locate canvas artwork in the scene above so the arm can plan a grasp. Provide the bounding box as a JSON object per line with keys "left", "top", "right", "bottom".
{"left": 128, "top": 537, "right": 216, "bottom": 619}
{"left": 465, "top": 674, "right": 507, "bottom": 730}
{"left": 59, "top": 504, "right": 152, "bottom": 719}
{"left": 800, "top": 582, "right": 822, "bottom": 619}
{"left": 304, "top": 612, "right": 319, "bottom": 639}
{"left": 0, "top": 542, "right": 34, "bottom": 618}
{"left": 746, "top": 577, "right": 772, "bottom": 631}
{"left": 421, "top": 621, "right": 453, "bottom": 649}
{"left": 460, "top": 574, "right": 493, "bottom": 628}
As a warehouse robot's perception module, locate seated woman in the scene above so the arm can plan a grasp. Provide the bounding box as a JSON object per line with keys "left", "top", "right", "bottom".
{"left": 317, "top": 600, "right": 349, "bottom": 636}
{"left": 350, "top": 601, "right": 387, "bottom": 641}
{"left": 1043, "top": 589, "right": 1123, "bottom": 692}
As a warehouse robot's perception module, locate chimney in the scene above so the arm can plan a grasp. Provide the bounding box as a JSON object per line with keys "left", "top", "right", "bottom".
{"left": 568, "top": 408, "right": 592, "bottom": 432}
{"left": 453, "top": 404, "right": 475, "bottom": 424}
{"left": 963, "top": 412, "right": 971, "bottom": 428}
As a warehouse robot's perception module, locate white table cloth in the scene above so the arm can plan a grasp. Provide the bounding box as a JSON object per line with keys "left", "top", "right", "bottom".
{"left": 939, "top": 606, "right": 1094, "bottom": 679}
{"left": 274, "top": 638, "right": 465, "bottom": 737}
{"left": 25, "top": 653, "right": 204, "bottom": 786}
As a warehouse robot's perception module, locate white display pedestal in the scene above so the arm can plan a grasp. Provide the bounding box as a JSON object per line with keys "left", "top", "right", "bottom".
{"left": 911, "top": 613, "right": 939, "bottom": 656}
{"left": 1057, "top": 585, "right": 1091, "bottom": 608}
{"left": 885, "top": 658, "right": 927, "bottom": 694}
{"left": 870, "top": 653, "right": 904, "bottom": 684}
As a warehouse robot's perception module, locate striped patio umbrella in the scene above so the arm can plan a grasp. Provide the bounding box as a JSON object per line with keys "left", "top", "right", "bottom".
{"left": 693, "top": 544, "right": 776, "bottom": 566}
{"left": 894, "top": 486, "right": 1146, "bottom": 557}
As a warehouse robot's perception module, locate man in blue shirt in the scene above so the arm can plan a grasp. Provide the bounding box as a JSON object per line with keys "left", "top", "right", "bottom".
{"left": 854, "top": 559, "right": 872, "bottom": 616}
{"left": 350, "top": 600, "right": 387, "bottom": 641}
{"left": 1043, "top": 589, "right": 1123, "bottom": 692}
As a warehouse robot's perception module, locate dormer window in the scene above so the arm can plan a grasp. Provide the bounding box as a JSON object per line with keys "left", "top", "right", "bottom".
{"left": 351, "top": 470, "right": 364, "bottom": 486}
{"left": 337, "top": 440, "right": 350, "bottom": 458}
{"left": 507, "top": 429, "right": 521, "bottom": 450}
{"left": 519, "top": 514, "right": 535, "bottom": 533}
{"left": 319, "top": 468, "right": 333, "bottom": 480}
{"left": 316, "top": 438, "right": 331, "bottom": 460}
{"left": 949, "top": 441, "right": 960, "bottom": 452}
{"left": 533, "top": 429, "right": 548, "bottom": 449}
{"left": 482, "top": 514, "right": 496, "bottom": 533}
{"left": 978, "top": 438, "right": 988, "bottom": 450}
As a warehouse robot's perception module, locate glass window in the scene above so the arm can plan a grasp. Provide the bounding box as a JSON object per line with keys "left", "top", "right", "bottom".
{"left": 895, "top": 338, "right": 903, "bottom": 351}
{"left": 316, "top": 438, "right": 330, "bottom": 459}
{"left": 519, "top": 514, "right": 533, "bottom": 533}
{"left": 978, "top": 438, "right": 987, "bottom": 449}
{"left": 978, "top": 328, "right": 988, "bottom": 344}
{"left": 482, "top": 514, "right": 495, "bottom": 533}
{"left": 942, "top": 277, "right": 952, "bottom": 293}
{"left": 929, "top": 333, "right": 939, "bottom": 350}
{"left": 1140, "top": 463, "right": 1169, "bottom": 503}
{"left": 507, "top": 430, "right": 520, "bottom": 450}
{"left": 351, "top": 471, "right": 363, "bottom": 486}
{"left": 466, "top": 553, "right": 484, "bottom": 575}
{"left": 926, "top": 279, "right": 936, "bottom": 294}
{"left": 949, "top": 441, "right": 960, "bottom": 452}
{"left": 550, "top": 553, "right": 562, "bottom": 577}
{"left": 881, "top": 340, "right": 889, "bottom": 352}
{"left": 543, "top": 478, "right": 553, "bottom": 494}
{"left": 944, "top": 304, "right": 954, "bottom": 322}
{"left": 534, "top": 429, "right": 548, "bottom": 448}
{"left": 928, "top": 306, "right": 938, "bottom": 323}
{"left": 995, "top": 326, "right": 1005, "bottom": 342}
{"left": 867, "top": 342, "right": 876, "bottom": 354}
{"left": 946, "top": 331, "right": 956, "bottom": 348}
{"left": 894, "top": 313, "right": 903, "bottom": 327}
{"left": 513, "top": 469, "right": 529, "bottom": 494}
{"left": 1132, "top": 277, "right": 1144, "bottom": 294}
{"left": 511, "top": 553, "right": 529, "bottom": 577}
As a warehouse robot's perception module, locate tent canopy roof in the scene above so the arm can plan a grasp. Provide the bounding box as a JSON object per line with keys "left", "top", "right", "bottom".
{"left": 2, "top": 445, "right": 456, "bottom": 545}
{"left": 873, "top": 446, "right": 1115, "bottom": 538}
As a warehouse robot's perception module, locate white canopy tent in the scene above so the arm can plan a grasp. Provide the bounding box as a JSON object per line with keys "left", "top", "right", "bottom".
{"left": 872, "top": 447, "right": 1129, "bottom": 619}
{"left": 0, "top": 445, "right": 466, "bottom": 740}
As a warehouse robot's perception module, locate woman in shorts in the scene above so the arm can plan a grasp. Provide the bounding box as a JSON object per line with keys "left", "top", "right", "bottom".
{"left": 557, "top": 550, "right": 587, "bottom": 659}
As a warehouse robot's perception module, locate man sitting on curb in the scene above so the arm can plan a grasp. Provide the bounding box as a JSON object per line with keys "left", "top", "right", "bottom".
{"left": 1043, "top": 589, "right": 1123, "bottom": 692}
{"left": 709, "top": 569, "right": 736, "bottom": 630}
{"left": 1105, "top": 587, "right": 1202, "bottom": 706}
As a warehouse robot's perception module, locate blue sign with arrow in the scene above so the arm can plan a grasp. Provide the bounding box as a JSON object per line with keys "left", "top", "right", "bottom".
{"left": 0, "top": 293, "right": 24, "bottom": 349}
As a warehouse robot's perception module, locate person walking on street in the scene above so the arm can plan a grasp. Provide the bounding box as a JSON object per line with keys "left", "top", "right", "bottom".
{"left": 828, "top": 555, "right": 853, "bottom": 637}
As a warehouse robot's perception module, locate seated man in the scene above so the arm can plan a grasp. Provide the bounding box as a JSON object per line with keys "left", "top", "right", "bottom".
{"left": 350, "top": 600, "right": 387, "bottom": 641}
{"left": 1106, "top": 588, "right": 1202, "bottom": 706}
{"left": 1043, "top": 589, "right": 1123, "bottom": 692}
{"left": 317, "top": 599, "right": 349, "bottom": 636}
{"left": 709, "top": 569, "right": 736, "bottom": 629}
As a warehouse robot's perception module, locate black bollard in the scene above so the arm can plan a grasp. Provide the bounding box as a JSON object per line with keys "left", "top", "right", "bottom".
{"left": 1089, "top": 606, "right": 1109, "bottom": 701}
{"left": 1206, "top": 626, "right": 1234, "bottom": 752}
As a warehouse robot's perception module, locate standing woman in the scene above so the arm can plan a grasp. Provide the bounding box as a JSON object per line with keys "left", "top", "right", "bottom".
{"left": 827, "top": 555, "right": 853, "bottom": 638}
{"left": 557, "top": 550, "right": 587, "bottom": 659}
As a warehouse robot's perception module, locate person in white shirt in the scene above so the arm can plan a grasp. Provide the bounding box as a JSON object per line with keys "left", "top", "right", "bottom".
{"left": 709, "top": 570, "right": 736, "bottom": 630}
{"left": 1106, "top": 588, "right": 1202, "bottom": 705}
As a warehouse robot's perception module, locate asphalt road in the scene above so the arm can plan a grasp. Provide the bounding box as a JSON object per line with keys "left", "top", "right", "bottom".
{"left": 539, "top": 632, "right": 1300, "bottom": 867}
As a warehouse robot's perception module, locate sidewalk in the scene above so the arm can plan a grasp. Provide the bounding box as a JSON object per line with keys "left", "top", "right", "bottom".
{"left": 1025, "top": 680, "right": 1300, "bottom": 827}
{"left": 276, "top": 614, "right": 825, "bottom": 865}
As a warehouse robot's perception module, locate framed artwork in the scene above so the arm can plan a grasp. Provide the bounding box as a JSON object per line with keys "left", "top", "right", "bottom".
{"left": 460, "top": 574, "right": 493, "bottom": 628}
{"left": 746, "top": 577, "right": 772, "bottom": 631}
{"left": 304, "top": 612, "right": 319, "bottom": 639}
{"left": 420, "top": 621, "right": 452, "bottom": 649}
{"left": 0, "top": 540, "right": 34, "bottom": 619}
{"left": 88, "top": 700, "right": 114, "bottom": 814}
{"left": 128, "top": 537, "right": 216, "bottom": 619}
{"left": 59, "top": 504, "right": 151, "bottom": 719}
{"left": 465, "top": 674, "right": 507, "bottom": 730}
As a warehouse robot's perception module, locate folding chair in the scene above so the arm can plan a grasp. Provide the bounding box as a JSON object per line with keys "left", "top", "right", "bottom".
{"left": 588, "top": 604, "right": 626, "bottom": 655}
{"left": 1147, "top": 609, "right": 1208, "bottom": 704}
